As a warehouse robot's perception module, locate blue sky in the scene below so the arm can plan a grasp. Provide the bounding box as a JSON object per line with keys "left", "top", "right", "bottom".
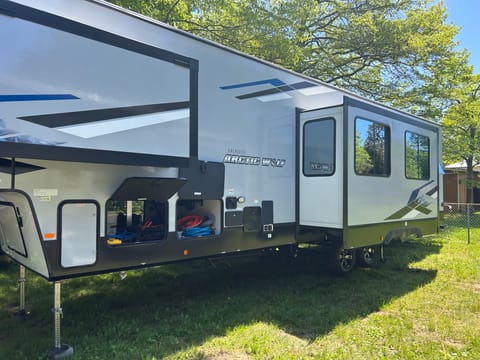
{"left": 443, "top": 0, "right": 480, "bottom": 72}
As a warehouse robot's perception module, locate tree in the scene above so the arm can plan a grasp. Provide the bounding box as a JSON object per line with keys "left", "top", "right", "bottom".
{"left": 106, "top": 0, "right": 465, "bottom": 119}
{"left": 405, "top": 132, "right": 430, "bottom": 179}
{"left": 106, "top": 0, "right": 480, "bottom": 190}
{"left": 363, "top": 122, "right": 388, "bottom": 175}
{"left": 107, "top": 0, "right": 193, "bottom": 26}
{"left": 354, "top": 132, "right": 374, "bottom": 174}
{"left": 442, "top": 74, "right": 480, "bottom": 203}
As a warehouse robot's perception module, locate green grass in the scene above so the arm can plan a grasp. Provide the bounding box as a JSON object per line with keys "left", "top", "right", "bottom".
{"left": 1, "top": 229, "right": 479, "bottom": 359}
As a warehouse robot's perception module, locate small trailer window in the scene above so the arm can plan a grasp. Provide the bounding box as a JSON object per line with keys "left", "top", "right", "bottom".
{"left": 355, "top": 118, "right": 390, "bottom": 176}
{"left": 303, "top": 118, "right": 335, "bottom": 176}
{"left": 106, "top": 200, "right": 167, "bottom": 245}
{"left": 405, "top": 131, "right": 430, "bottom": 180}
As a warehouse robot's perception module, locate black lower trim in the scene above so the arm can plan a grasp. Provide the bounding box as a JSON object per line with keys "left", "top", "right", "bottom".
{"left": 42, "top": 223, "right": 296, "bottom": 281}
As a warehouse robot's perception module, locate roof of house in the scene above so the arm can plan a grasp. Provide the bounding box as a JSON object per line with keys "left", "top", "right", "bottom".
{"left": 444, "top": 160, "right": 480, "bottom": 172}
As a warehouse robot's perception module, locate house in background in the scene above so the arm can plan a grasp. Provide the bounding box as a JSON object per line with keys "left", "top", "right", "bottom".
{"left": 443, "top": 161, "right": 480, "bottom": 204}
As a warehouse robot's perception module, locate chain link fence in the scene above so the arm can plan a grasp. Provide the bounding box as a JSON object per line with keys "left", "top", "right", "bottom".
{"left": 441, "top": 203, "right": 480, "bottom": 243}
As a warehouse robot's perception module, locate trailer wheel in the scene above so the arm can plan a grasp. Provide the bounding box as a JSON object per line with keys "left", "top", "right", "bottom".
{"left": 329, "top": 247, "right": 356, "bottom": 274}
{"left": 357, "top": 246, "right": 378, "bottom": 267}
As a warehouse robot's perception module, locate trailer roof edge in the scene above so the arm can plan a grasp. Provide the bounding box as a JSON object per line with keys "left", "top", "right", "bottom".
{"left": 89, "top": 0, "right": 441, "bottom": 126}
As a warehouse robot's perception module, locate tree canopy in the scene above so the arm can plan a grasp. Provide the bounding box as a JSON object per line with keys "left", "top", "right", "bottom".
{"left": 107, "top": 0, "right": 471, "bottom": 120}
{"left": 108, "top": 0, "right": 480, "bottom": 200}
{"left": 442, "top": 73, "right": 480, "bottom": 201}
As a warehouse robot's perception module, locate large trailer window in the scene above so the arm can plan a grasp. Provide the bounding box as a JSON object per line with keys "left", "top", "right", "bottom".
{"left": 355, "top": 118, "right": 390, "bottom": 176}
{"left": 303, "top": 118, "right": 335, "bottom": 176}
{"left": 405, "top": 131, "right": 430, "bottom": 180}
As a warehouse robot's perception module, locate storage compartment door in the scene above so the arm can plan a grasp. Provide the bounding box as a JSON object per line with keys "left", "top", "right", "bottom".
{"left": 0, "top": 202, "right": 27, "bottom": 257}
{"left": 298, "top": 106, "right": 343, "bottom": 228}
{"left": 60, "top": 201, "right": 98, "bottom": 268}
{"left": 0, "top": 190, "right": 49, "bottom": 277}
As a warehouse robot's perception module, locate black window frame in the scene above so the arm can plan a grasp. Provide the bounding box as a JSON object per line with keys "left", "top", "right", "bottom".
{"left": 354, "top": 117, "right": 391, "bottom": 177}
{"left": 405, "top": 130, "right": 430, "bottom": 180}
{"left": 302, "top": 117, "right": 336, "bottom": 177}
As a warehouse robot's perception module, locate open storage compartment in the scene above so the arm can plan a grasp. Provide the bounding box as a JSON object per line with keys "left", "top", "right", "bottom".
{"left": 106, "top": 199, "right": 168, "bottom": 244}
{"left": 176, "top": 199, "right": 222, "bottom": 238}
{"left": 106, "top": 177, "right": 186, "bottom": 245}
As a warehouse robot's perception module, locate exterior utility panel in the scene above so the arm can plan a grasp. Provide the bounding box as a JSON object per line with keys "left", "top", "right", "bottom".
{"left": 0, "top": 0, "right": 441, "bottom": 279}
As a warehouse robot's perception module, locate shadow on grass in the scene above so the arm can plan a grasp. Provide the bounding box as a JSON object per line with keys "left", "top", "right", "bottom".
{"left": 0, "top": 239, "right": 441, "bottom": 359}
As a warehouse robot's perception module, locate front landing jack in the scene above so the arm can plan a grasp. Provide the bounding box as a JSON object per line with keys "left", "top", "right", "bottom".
{"left": 14, "top": 265, "right": 29, "bottom": 317}
{"left": 47, "top": 344, "right": 74, "bottom": 360}
{"left": 47, "top": 281, "right": 73, "bottom": 359}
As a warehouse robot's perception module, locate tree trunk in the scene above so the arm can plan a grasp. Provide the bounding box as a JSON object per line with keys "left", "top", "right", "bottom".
{"left": 466, "top": 127, "right": 476, "bottom": 203}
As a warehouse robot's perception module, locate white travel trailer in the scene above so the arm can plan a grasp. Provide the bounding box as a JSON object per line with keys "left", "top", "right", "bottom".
{"left": 0, "top": 0, "right": 441, "bottom": 278}
{"left": 0, "top": 0, "right": 441, "bottom": 355}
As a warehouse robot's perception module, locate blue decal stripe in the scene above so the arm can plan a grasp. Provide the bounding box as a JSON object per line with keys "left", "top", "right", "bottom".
{"left": 220, "top": 78, "right": 285, "bottom": 90}
{"left": 236, "top": 81, "right": 316, "bottom": 100}
{"left": 0, "top": 94, "right": 79, "bottom": 102}
{"left": 407, "top": 180, "right": 434, "bottom": 203}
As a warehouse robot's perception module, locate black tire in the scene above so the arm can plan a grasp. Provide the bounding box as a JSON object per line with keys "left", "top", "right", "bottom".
{"left": 329, "top": 247, "right": 356, "bottom": 275}
{"left": 357, "top": 246, "right": 378, "bottom": 267}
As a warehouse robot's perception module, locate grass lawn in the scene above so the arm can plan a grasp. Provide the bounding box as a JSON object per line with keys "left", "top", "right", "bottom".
{"left": 0, "top": 228, "right": 479, "bottom": 359}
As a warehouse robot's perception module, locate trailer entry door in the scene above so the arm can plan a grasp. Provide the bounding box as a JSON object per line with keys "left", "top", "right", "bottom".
{"left": 298, "top": 106, "right": 343, "bottom": 228}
